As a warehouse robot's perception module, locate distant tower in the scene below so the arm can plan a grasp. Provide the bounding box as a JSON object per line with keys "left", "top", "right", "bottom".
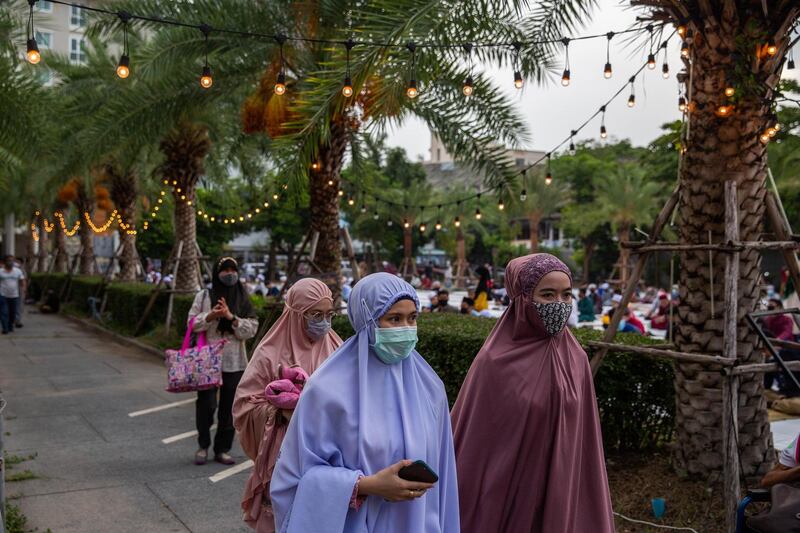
{"left": 428, "top": 133, "right": 453, "bottom": 163}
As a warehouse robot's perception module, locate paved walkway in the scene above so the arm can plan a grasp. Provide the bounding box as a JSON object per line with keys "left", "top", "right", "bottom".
{"left": 1, "top": 312, "right": 251, "bottom": 532}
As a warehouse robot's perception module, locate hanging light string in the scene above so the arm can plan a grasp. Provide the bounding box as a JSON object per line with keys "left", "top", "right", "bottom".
{"left": 37, "top": 0, "right": 657, "bottom": 52}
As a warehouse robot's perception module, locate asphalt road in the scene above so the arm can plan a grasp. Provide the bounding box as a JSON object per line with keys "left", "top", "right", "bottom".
{"left": 1, "top": 311, "right": 251, "bottom": 532}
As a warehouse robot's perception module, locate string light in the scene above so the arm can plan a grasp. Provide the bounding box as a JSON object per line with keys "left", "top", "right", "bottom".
{"left": 274, "top": 35, "right": 287, "bottom": 95}
{"left": 342, "top": 39, "right": 355, "bottom": 98}
{"left": 788, "top": 49, "right": 795, "bottom": 70}
{"left": 766, "top": 43, "right": 778, "bottom": 56}
{"left": 680, "top": 40, "right": 689, "bottom": 58}
{"left": 627, "top": 76, "right": 636, "bottom": 107}
{"left": 475, "top": 194, "right": 482, "bottom": 220}
{"left": 373, "top": 210, "right": 379, "bottom": 220}
{"left": 662, "top": 42, "right": 670, "bottom": 78}
{"left": 403, "top": 218, "right": 410, "bottom": 229}
{"left": 545, "top": 153, "right": 553, "bottom": 185}
{"left": 646, "top": 25, "right": 656, "bottom": 70}
{"left": 419, "top": 222, "right": 426, "bottom": 232}
{"left": 678, "top": 95, "right": 687, "bottom": 112}
{"left": 724, "top": 85, "right": 735, "bottom": 98}
{"left": 55, "top": 212, "right": 81, "bottom": 237}
{"left": 600, "top": 105, "right": 608, "bottom": 139}
{"left": 676, "top": 23, "right": 687, "bottom": 38}
{"left": 561, "top": 38, "right": 571, "bottom": 86}
{"left": 84, "top": 210, "right": 119, "bottom": 233}
{"left": 199, "top": 25, "right": 213, "bottom": 89}
{"left": 311, "top": 161, "right": 320, "bottom": 171}
{"left": 520, "top": 188, "right": 527, "bottom": 201}
{"left": 30, "top": 224, "right": 39, "bottom": 242}
{"left": 513, "top": 42, "right": 523, "bottom": 89}
{"left": 462, "top": 43, "right": 474, "bottom": 96}
{"left": 715, "top": 104, "right": 732, "bottom": 117}
{"left": 26, "top": 0, "right": 40, "bottom": 65}
{"left": 116, "top": 11, "right": 131, "bottom": 78}
{"left": 406, "top": 42, "right": 419, "bottom": 99}
{"left": 568, "top": 130, "right": 577, "bottom": 155}
{"left": 603, "top": 32, "right": 613, "bottom": 79}
{"left": 498, "top": 199, "right": 505, "bottom": 211}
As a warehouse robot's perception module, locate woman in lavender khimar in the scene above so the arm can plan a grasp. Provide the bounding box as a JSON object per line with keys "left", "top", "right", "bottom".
{"left": 270, "top": 272, "right": 459, "bottom": 533}
{"left": 451, "top": 253, "right": 614, "bottom": 533}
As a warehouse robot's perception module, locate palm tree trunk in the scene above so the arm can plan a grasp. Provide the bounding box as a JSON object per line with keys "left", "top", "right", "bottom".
{"left": 672, "top": 24, "right": 776, "bottom": 479}
{"left": 582, "top": 239, "right": 595, "bottom": 284}
{"left": 54, "top": 227, "right": 68, "bottom": 272}
{"left": 37, "top": 217, "right": 49, "bottom": 272}
{"left": 309, "top": 119, "right": 348, "bottom": 300}
{"left": 528, "top": 213, "right": 541, "bottom": 252}
{"left": 78, "top": 222, "right": 94, "bottom": 275}
{"left": 618, "top": 224, "right": 630, "bottom": 288}
{"left": 25, "top": 225, "right": 36, "bottom": 274}
{"left": 172, "top": 197, "right": 200, "bottom": 292}
{"left": 107, "top": 164, "right": 138, "bottom": 282}
{"left": 118, "top": 230, "right": 137, "bottom": 282}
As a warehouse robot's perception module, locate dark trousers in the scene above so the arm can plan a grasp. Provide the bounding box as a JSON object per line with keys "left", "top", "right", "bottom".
{"left": 0, "top": 296, "right": 18, "bottom": 333}
{"left": 196, "top": 371, "right": 243, "bottom": 454}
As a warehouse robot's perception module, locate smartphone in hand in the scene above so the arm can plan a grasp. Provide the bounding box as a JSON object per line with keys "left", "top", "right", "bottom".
{"left": 398, "top": 460, "right": 439, "bottom": 483}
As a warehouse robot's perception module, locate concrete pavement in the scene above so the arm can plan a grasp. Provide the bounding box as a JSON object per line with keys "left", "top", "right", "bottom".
{"left": 1, "top": 311, "right": 251, "bottom": 532}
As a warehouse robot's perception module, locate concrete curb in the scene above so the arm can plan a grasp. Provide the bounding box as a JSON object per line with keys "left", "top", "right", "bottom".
{"left": 60, "top": 314, "right": 164, "bottom": 360}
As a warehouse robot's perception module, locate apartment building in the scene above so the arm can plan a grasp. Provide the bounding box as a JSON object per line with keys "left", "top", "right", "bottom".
{"left": 25, "top": 1, "right": 94, "bottom": 65}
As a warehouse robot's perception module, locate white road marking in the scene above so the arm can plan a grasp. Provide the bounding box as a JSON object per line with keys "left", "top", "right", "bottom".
{"left": 128, "top": 398, "right": 194, "bottom": 418}
{"left": 209, "top": 460, "right": 254, "bottom": 483}
{"left": 161, "top": 425, "right": 217, "bottom": 444}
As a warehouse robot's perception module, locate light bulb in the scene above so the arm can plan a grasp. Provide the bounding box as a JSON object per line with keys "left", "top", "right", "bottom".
{"left": 716, "top": 105, "right": 731, "bottom": 117}
{"left": 766, "top": 44, "right": 778, "bottom": 56}
{"left": 662, "top": 63, "right": 670, "bottom": 79}
{"left": 498, "top": 201, "right": 505, "bottom": 211}
{"left": 789, "top": 58, "right": 796, "bottom": 70}
{"left": 545, "top": 174, "right": 553, "bottom": 185}
{"left": 647, "top": 54, "right": 656, "bottom": 70}
{"left": 475, "top": 208, "right": 482, "bottom": 220}
{"left": 435, "top": 221, "right": 442, "bottom": 231}
{"left": 387, "top": 219, "right": 393, "bottom": 227}
{"left": 774, "top": 122, "right": 781, "bottom": 131}
{"left": 454, "top": 216, "right": 461, "bottom": 227}
{"left": 406, "top": 79, "right": 418, "bottom": 99}
{"left": 311, "top": 162, "right": 320, "bottom": 171}
{"left": 274, "top": 72, "right": 286, "bottom": 95}
{"left": 677, "top": 25, "right": 687, "bottom": 37}
{"left": 419, "top": 223, "right": 426, "bottom": 232}
{"left": 347, "top": 197, "right": 355, "bottom": 206}
{"left": 328, "top": 179, "right": 334, "bottom": 186}
{"left": 520, "top": 190, "right": 527, "bottom": 201}
{"left": 627, "top": 94, "right": 636, "bottom": 107}
{"left": 725, "top": 86, "right": 735, "bottom": 97}
{"left": 768, "top": 127, "right": 777, "bottom": 138}
{"left": 116, "top": 55, "right": 130, "bottom": 79}
{"left": 678, "top": 96, "right": 687, "bottom": 111}
{"left": 600, "top": 125, "right": 607, "bottom": 139}
{"left": 462, "top": 76, "right": 474, "bottom": 97}
{"left": 680, "top": 41, "right": 689, "bottom": 58}
{"left": 200, "top": 66, "right": 213, "bottom": 89}
{"left": 360, "top": 204, "right": 367, "bottom": 213}
{"left": 760, "top": 133, "right": 770, "bottom": 144}
{"left": 603, "top": 63, "right": 612, "bottom": 79}
{"left": 514, "top": 71, "right": 523, "bottom": 89}
{"left": 338, "top": 190, "right": 344, "bottom": 197}
{"left": 26, "top": 39, "right": 40, "bottom": 64}
{"left": 561, "top": 69, "right": 570, "bottom": 87}
{"left": 403, "top": 219, "right": 410, "bottom": 228}
{"left": 373, "top": 211, "right": 379, "bottom": 220}
{"left": 569, "top": 141, "right": 576, "bottom": 155}
{"left": 342, "top": 76, "right": 353, "bottom": 98}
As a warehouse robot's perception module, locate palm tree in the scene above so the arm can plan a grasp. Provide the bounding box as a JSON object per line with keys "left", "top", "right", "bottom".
{"left": 85, "top": 0, "right": 595, "bottom": 296}
{"left": 630, "top": 1, "right": 800, "bottom": 479}
{"left": 514, "top": 169, "right": 570, "bottom": 253}
{"left": 102, "top": 162, "right": 139, "bottom": 281}
{"left": 592, "top": 166, "right": 664, "bottom": 286}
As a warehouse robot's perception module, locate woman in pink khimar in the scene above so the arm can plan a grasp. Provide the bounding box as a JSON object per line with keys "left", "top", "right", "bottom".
{"left": 233, "top": 278, "right": 343, "bottom": 532}
{"left": 451, "top": 253, "right": 614, "bottom": 533}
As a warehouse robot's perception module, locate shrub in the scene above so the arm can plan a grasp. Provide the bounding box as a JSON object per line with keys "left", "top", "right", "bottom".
{"left": 29, "top": 274, "right": 674, "bottom": 451}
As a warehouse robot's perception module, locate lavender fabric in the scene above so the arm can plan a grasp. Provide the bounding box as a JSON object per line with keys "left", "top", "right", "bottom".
{"left": 270, "top": 273, "right": 460, "bottom": 533}
{"left": 451, "top": 253, "right": 614, "bottom": 533}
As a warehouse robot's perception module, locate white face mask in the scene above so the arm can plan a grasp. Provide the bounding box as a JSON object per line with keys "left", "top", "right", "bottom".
{"left": 306, "top": 317, "right": 331, "bottom": 341}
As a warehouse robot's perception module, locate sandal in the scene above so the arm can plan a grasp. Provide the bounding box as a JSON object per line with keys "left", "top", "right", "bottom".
{"left": 194, "top": 449, "right": 208, "bottom": 465}
{"left": 214, "top": 452, "right": 236, "bottom": 465}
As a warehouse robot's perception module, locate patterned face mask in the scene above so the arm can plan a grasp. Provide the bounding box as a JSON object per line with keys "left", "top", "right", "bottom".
{"left": 533, "top": 301, "right": 572, "bottom": 336}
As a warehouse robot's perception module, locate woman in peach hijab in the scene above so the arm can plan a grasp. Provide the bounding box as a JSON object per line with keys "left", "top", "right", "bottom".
{"left": 233, "top": 278, "right": 342, "bottom": 532}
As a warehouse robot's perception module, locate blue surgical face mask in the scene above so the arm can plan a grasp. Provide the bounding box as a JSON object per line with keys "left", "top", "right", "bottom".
{"left": 372, "top": 326, "right": 418, "bottom": 364}
{"left": 306, "top": 317, "right": 331, "bottom": 341}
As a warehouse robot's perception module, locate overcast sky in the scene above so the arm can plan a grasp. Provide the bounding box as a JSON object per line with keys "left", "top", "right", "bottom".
{"left": 385, "top": 1, "right": 800, "bottom": 162}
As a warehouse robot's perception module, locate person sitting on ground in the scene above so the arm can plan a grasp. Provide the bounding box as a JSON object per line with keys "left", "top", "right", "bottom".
{"left": 461, "top": 297, "right": 492, "bottom": 318}
{"left": 424, "top": 294, "right": 439, "bottom": 313}
{"left": 761, "top": 431, "right": 800, "bottom": 488}
{"left": 577, "top": 288, "right": 596, "bottom": 322}
{"left": 649, "top": 294, "right": 673, "bottom": 330}
{"left": 765, "top": 298, "right": 795, "bottom": 342}
{"left": 624, "top": 307, "right": 646, "bottom": 335}
{"left": 433, "top": 289, "right": 457, "bottom": 313}
{"left": 39, "top": 289, "right": 60, "bottom": 314}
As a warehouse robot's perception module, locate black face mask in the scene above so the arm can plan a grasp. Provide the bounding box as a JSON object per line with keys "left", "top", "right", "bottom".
{"left": 438, "top": 299, "right": 448, "bottom": 306}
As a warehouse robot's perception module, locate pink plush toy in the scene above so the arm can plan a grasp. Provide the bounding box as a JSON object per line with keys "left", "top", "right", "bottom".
{"left": 264, "top": 366, "right": 309, "bottom": 410}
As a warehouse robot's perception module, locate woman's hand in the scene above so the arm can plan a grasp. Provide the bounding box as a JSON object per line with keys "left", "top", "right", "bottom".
{"left": 357, "top": 460, "right": 434, "bottom": 502}
{"left": 217, "top": 297, "right": 234, "bottom": 321}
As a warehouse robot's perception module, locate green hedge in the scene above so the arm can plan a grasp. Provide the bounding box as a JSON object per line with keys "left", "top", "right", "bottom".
{"left": 29, "top": 273, "right": 674, "bottom": 451}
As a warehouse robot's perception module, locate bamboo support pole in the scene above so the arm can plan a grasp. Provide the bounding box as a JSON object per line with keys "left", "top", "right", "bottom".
{"left": 164, "top": 240, "right": 185, "bottom": 334}
{"left": 722, "top": 180, "right": 741, "bottom": 533}
{"left": 587, "top": 341, "right": 736, "bottom": 367}
{"left": 765, "top": 191, "right": 800, "bottom": 297}
{"left": 621, "top": 240, "right": 800, "bottom": 252}
{"left": 589, "top": 187, "right": 680, "bottom": 375}
{"left": 732, "top": 360, "right": 800, "bottom": 375}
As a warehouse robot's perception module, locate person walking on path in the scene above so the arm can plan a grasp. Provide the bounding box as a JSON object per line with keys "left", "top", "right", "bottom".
{"left": 188, "top": 257, "right": 259, "bottom": 466}
{"left": 451, "top": 253, "right": 614, "bottom": 533}
{"left": 233, "top": 278, "right": 342, "bottom": 532}
{"left": 270, "top": 273, "right": 460, "bottom": 533}
{"left": 0, "top": 255, "right": 26, "bottom": 334}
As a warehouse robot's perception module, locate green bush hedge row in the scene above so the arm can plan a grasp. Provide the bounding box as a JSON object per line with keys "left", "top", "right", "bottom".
{"left": 29, "top": 273, "right": 674, "bottom": 451}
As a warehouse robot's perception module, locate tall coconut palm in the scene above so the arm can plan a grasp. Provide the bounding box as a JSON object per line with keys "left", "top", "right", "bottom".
{"left": 631, "top": 1, "right": 800, "bottom": 479}
{"left": 592, "top": 166, "right": 664, "bottom": 286}
{"left": 513, "top": 168, "right": 571, "bottom": 253}
{"left": 102, "top": 162, "right": 139, "bottom": 281}
{"left": 86, "top": 0, "right": 596, "bottom": 296}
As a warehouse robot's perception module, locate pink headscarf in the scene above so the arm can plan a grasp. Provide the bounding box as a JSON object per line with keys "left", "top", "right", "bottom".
{"left": 451, "top": 253, "right": 614, "bottom": 533}
{"left": 233, "top": 278, "right": 342, "bottom": 532}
